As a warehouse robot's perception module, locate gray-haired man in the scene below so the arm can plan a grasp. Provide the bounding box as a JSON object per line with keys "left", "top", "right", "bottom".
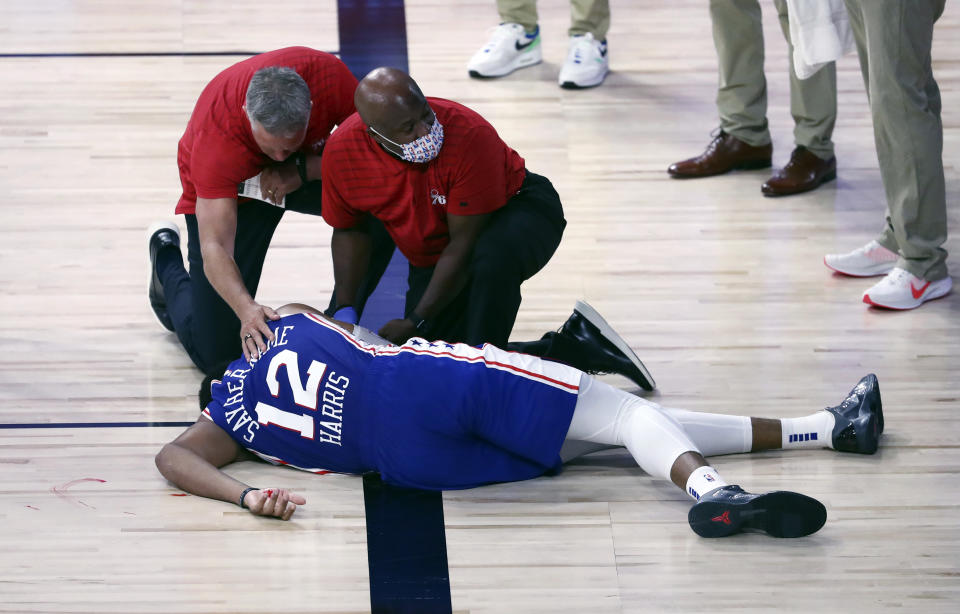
{"left": 146, "top": 47, "right": 393, "bottom": 372}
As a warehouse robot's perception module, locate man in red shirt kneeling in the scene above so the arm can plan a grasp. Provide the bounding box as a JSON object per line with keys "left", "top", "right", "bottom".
{"left": 146, "top": 48, "right": 394, "bottom": 373}
{"left": 321, "top": 67, "right": 653, "bottom": 390}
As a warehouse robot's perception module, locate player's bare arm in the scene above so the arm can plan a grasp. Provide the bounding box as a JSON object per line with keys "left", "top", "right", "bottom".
{"left": 379, "top": 212, "right": 490, "bottom": 344}
{"left": 196, "top": 196, "right": 279, "bottom": 361}
{"left": 156, "top": 418, "right": 305, "bottom": 521}
{"left": 331, "top": 226, "right": 373, "bottom": 318}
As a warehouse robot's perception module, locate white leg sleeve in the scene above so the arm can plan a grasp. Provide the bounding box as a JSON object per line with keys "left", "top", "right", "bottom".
{"left": 658, "top": 408, "right": 753, "bottom": 457}
{"left": 565, "top": 376, "right": 700, "bottom": 482}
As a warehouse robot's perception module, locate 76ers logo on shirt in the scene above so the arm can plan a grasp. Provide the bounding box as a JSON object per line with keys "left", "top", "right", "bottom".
{"left": 430, "top": 188, "right": 447, "bottom": 206}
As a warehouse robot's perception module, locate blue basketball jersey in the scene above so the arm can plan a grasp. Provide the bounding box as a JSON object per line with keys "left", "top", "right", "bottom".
{"left": 203, "top": 313, "right": 584, "bottom": 489}
{"left": 204, "top": 313, "right": 380, "bottom": 475}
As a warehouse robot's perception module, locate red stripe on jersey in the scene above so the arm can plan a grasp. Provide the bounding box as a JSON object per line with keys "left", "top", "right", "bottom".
{"left": 251, "top": 449, "right": 332, "bottom": 474}
{"left": 302, "top": 313, "right": 578, "bottom": 391}
{"left": 380, "top": 343, "right": 580, "bottom": 392}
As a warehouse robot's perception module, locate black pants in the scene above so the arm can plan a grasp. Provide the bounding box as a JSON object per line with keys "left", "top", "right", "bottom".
{"left": 404, "top": 171, "right": 566, "bottom": 349}
{"left": 157, "top": 181, "right": 395, "bottom": 373}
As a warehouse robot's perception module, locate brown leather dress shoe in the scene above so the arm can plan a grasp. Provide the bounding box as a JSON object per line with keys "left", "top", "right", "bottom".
{"left": 761, "top": 147, "right": 836, "bottom": 196}
{"left": 668, "top": 131, "right": 773, "bottom": 178}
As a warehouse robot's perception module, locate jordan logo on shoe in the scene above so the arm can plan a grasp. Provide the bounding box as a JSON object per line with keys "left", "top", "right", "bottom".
{"left": 910, "top": 280, "right": 930, "bottom": 299}
{"left": 711, "top": 511, "right": 732, "bottom": 525}
{"left": 515, "top": 38, "right": 536, "bottom": 51}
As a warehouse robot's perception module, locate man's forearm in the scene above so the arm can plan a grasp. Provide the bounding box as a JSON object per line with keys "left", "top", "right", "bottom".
{"left": 412, "top": 245, "right": 471, "bottom": 320}
{"left": 202, "top": 242, "right": 256, "bottom": 317}
{"left": 331, "top": 228, "right": 372, "bottom": 307}
{"left": 304, "top": 154, "right": 322, "bottom": 181}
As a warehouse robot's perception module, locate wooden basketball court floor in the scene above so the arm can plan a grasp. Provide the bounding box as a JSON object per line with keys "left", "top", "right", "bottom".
{"left": 1, "top": 1, "right": 958, "bottom": 612}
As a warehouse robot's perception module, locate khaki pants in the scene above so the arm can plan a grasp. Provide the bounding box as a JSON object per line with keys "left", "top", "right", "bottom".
{"left": 497, "top": 0, "right": 610, "bottom": 39}
{"left": 710, "top": 0, "right": 836, "bottom": 160}
{"left": 844, "top": 0, "right": 948, "bottom": 280}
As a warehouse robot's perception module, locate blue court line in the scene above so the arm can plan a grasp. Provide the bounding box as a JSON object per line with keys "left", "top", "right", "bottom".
{"left": 363, "top": 474, "right": 452, "bottom": 614}
{"left": 337, "top": 2, "right": 452, "bottom": 613}
{"left": 0, "top": 421, "right": 194, "bottom": 429}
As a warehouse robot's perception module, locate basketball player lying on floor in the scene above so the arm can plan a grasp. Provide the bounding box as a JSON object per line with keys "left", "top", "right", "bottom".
{"left": 156, "top": 301, "right": 882, "bottom": 538}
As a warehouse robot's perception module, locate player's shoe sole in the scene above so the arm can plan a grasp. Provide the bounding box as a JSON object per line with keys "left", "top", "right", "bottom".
{"left": 574, "top": 300, "right": 655, "bottom": 390}
{"left": 688, "top": 486, "right": 827, "bottom": 538}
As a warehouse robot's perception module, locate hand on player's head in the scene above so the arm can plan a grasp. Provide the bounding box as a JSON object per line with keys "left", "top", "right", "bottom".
{"left": 244, "top": 488, "right": 306, "bottom": 521}
{"left": 239, "top": 302, "right": 280, "bottom": 363}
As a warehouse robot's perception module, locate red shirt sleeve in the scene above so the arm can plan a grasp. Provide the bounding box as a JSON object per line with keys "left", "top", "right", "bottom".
{"left": 190, "top": 132, "right": 259, "bottom": 200}
{"left": 446, "top": 125, "right": 512, "bottom": 216}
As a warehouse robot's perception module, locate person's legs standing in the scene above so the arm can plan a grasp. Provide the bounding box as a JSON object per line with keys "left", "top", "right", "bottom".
{"left": 667, "top": 0, "right": 773, "bottom": 178}
{"left": 568, "top": 0, "right": 609, "bottom": 39}
{"left": 713, "top": 0, "right": 769, "bottom": 146}
{"left": 774, "top": 0, "right": 836, "bottom": 161}
{"left": 758, "top": 0, "right": 839, "bottom": 196}
{"left": 862, "top": 0, "right": 947, "bottom": 279}
{"left": 848, "top": 0, "right": 950, "bottom": 308}
{"left": 498, "top": 0, "right": 538, "bottom": 31}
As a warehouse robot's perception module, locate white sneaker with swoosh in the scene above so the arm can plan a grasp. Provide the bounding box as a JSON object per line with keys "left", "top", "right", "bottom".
{"left": 862, "top": 267, "right": 952, "bottom": 310}
{"left": 824, "top": 240, "right": 898, "bottom": 277}
{"left": 558, "top": 33, "right": 608, "bottom": 89}
{"left": 467, "top": 23, "right": 542, "bottom": 78}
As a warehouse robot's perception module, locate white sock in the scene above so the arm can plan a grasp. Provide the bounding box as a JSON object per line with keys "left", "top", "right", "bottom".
{"left": 685, "top": 466, "right": 728, "bottom": 501}
{"left": 781, "top": 411, "right": 835, "bottom": 450}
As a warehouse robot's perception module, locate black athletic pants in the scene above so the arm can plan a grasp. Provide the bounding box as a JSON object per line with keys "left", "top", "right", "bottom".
{"left": 157, "top": 181, "right": 395, "bottom": 373}
{"left": 404, "top": 171, "right": 566, "bottom": 349}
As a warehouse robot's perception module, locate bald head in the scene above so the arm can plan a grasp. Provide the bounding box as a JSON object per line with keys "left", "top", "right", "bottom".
{"left": 355, "top": 68, "right": 430, "bottom": 140}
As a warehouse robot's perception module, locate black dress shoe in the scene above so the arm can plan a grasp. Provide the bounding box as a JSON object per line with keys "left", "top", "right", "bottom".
{"left": 826, "top": 374, "right": 883, "bottom": 454}
{"left": 148, "top": 222, "right": 181, "bottom": 332}
{"left": 556, "top": 301, "right": 655, "bottom": 390}
{"left": 688, "top": 485, "right": 827, "bottom": 538}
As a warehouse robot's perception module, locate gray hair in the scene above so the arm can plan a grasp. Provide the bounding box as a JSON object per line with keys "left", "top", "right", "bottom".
{"left": 244, "top": 66, "right": 312, "bottom": 136}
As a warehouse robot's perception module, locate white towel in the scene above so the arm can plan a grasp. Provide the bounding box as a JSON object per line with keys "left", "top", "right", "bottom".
{"left": 786, "top": 0, "right": 856, "bottom": 79}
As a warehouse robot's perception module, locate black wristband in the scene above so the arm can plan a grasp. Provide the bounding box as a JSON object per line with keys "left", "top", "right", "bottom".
{"left": 294, "top": 153, "right": 309, "bottom": 184}
{"left": 239, "top": 487, "right": 259, "bottom": 509}
{"left": 408, "top": 310, "right": 429, "bottom": 331}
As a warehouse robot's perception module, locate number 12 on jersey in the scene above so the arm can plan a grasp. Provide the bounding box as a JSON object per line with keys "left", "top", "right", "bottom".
{"left": 254, "top": 349, "right": 327, "bottom": 440}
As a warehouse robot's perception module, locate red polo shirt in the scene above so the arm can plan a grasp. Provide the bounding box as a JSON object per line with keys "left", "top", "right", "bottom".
{"left": 175, "top": 47, "right": 357, "bottom": 214}
{"left": 320, "top": 98, "right": 526, "bottom": 267}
